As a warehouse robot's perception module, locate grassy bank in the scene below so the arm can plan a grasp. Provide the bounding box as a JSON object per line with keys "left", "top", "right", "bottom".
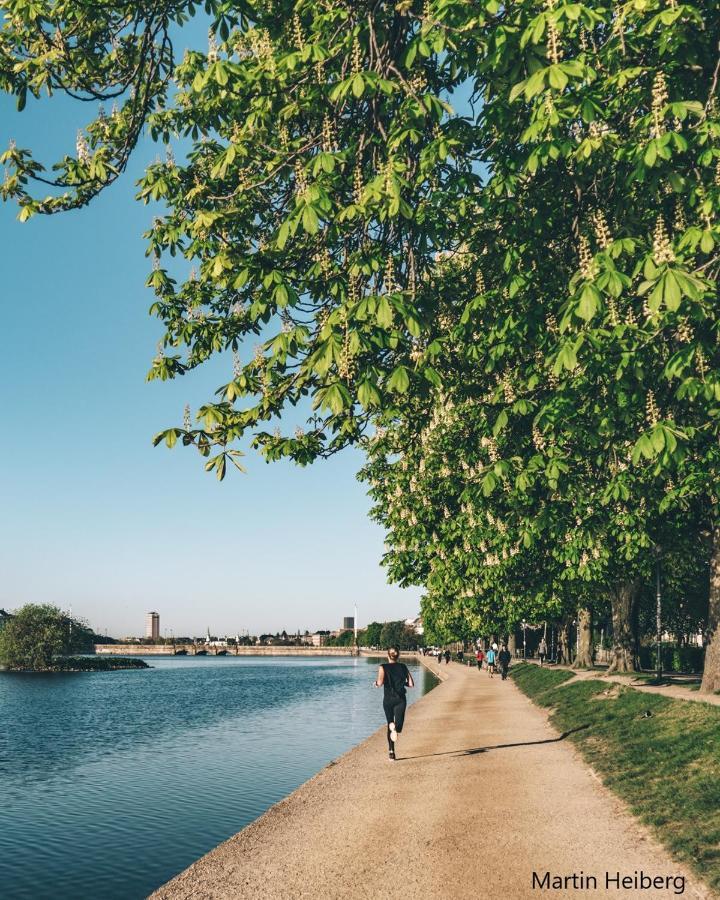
{"left": 510, "top": 663, "right": 720, "bottom": 892}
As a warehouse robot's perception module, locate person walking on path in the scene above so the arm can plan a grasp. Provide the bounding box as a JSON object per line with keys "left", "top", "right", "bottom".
{"left": 444, "top": 649, "right": 451, "bottom": 665}
{"left": 457, "top": 648, "right": 464, "bottom": 663}
{"left": 498, "top": 644, "right": 511, "bottom": 680}
{"left": 538, "top": 637, "right": 548, "bottom": 666}
{"left": 486, "top": 646, "right": 496, "bottom": 677}
{"left": 374, "top": 646, "right": 414, "bottom": 760}
{"left": 475, "top": 647, "right": 484, "bottom": 671}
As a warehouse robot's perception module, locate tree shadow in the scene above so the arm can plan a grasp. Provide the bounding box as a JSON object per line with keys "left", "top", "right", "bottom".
{"left": 629, "top": 676, "right": 702, "bottom": 688}
{"left": 399, "top": 724, "right": 591, "bottom": 760}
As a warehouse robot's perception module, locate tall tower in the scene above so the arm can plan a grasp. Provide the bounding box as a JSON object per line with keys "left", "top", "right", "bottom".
{"left": 145, "top": 611, "right": 160, "bottom": 640}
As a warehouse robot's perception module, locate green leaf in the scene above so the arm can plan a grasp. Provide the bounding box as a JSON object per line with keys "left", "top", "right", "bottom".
{"left": 387, "top": 366, "right": 410, "bottom": 393}
{"left": 509, "top": 79, "right": 527, "bottom": 102}
{"left": 482, "top": 471, "right": 497, "bottom": 496}
{"left": 302, "top": 205, "right": 319, "bottom": 234}
{"left": 524, "top": 69, "right": 547, "bottom": 99}
{"left": 376, "top": 295, "right": 393, "bottom": 328}
{"left": 662, "top": 270, "right": 681, "bottom": 311}
{"left": 423, "top": 367, "right": 442, "bottom": 387}
{"left": 322, "top": 382, "right": 351, "bottom": 414}
{"left": 276, "top": 220, "right": 291, "bottom": 250}
{"left": 700, "top": 229, "right": 715, "bottom": 254}
{"left": 352, "top": 74, "right": 365, "bottom": 98}
{"left": 577, "top": 284, "right": 599, "bottom": 321}
{"left": 493, "top": 409, "right": 508, "bottom": 435}
{"left": 214, "top": 62, "right": 229, "bottom": 86}
{"left": 358, "top": 379, "right": 382, "bottom": 409}
{"left": 548, "top": 65, "right": 568, "bottom": 91}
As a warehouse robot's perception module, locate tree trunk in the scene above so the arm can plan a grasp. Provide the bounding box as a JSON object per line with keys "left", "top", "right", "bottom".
{"left": 606, "top": 581, "right": 640, "bottom": 673}
{"left": 507, "top": 632, "right": 517, "bottom": 656}
{"left": 572, "top": 607, "right": 594, "bottom": 669}
{"left": 700, "top": 525, "right": 720, "bottom": 694}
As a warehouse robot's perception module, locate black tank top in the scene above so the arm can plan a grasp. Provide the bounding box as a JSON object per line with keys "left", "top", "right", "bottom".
{"left": 383, "top": 662, "right": 409, "bottom": 697}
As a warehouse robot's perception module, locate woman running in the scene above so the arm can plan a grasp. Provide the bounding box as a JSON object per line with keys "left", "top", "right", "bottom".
{"left": 374, "top": 646, "right": 414, "bottom": 760}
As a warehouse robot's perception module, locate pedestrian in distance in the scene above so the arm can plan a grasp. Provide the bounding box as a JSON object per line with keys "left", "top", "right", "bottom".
{"left": 444, "top": 649, "right": 451, "bottom": 665}
{"left": 475, "top": 647, "right": 484, "bottom": 671}
{"left": 486, "top": 646, "right": 496, "bottom": 677}
{"left": 498, "top": 643, "right": 512, "bottom": 680}
{"left": 457, "top": 648, "right": 464, "bottom": 663}
{"left": 538, "top": 637, "right": 548, "bottom": 667}
{"left": 374, "top": 646, "right": 414, "bottom": 761}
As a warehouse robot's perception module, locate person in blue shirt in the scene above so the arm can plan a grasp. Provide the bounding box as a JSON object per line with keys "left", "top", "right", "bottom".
{"left": 486, "top": 646, "right": 496, "bottom": 677}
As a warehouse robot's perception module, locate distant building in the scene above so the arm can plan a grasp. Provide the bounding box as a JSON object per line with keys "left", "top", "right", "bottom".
{"left": 145, "top": 611, "right": 160, "bottom": 640}
{"left": 311, "top": 631, "right": 330, "bottom": 647}
{"left": 342, "top": 616, "right": 355, "bottom": 631}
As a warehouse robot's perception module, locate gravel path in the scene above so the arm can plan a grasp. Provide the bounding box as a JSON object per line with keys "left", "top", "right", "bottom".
{"left": 150, "top": 659, "right": 711, "bottom": 900}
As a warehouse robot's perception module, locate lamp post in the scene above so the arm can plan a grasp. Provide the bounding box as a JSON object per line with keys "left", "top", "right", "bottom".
{"left": 655, "top": 545, "right": 662, "bottom": 683}
{"left": 521, "top": 619, "right": 527, "bottom": 660}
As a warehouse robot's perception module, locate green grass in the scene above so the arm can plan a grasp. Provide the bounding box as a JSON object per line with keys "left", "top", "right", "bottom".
{"left": 510, "top": 662, "right": 720, "bottom": 893}
{"left": 510, "top": 662, "right": 575, "bottom": 697}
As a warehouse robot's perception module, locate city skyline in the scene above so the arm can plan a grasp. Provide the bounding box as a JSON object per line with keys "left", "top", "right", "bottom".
{"left": 117, "top": 611, "right": 401, "bottom": 642}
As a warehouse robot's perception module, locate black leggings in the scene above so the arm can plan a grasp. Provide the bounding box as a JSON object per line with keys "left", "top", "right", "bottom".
{"left": 383, "top": 695, "right": 407, "bottom": 747}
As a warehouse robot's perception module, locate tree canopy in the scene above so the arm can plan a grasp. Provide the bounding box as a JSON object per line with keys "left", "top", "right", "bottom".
{"left": 0, "top": 603, "right": 94, "bottom": 670}
{"left": 2, "top": 0, "right": 719, "bottom": 687}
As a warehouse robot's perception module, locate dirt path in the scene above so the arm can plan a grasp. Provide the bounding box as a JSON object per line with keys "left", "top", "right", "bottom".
{"left": 150, "top": 660, "right": 711, "bottom": 900}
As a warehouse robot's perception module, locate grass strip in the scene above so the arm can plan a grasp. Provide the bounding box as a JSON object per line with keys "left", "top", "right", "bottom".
{"left": 510, "top": 662, "right": 720, "bottom": 893}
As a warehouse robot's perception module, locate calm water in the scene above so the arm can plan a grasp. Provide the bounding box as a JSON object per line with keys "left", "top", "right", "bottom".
{"left": 0, "top": 655, "right": 435, "bottom": 900}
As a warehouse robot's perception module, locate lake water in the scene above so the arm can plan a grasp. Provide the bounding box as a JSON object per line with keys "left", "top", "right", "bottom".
{"left": 0, "top": 655, "right": 435, "bottom": 900}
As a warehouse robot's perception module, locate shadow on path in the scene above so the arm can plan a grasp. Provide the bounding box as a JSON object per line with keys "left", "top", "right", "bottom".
{"left": 399, "top": 724, "right": 591, "bottom": 761}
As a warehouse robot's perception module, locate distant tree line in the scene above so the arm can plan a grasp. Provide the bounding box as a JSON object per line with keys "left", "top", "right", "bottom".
{"left": 325, "top": 620, "right": 419, "bottom": 650}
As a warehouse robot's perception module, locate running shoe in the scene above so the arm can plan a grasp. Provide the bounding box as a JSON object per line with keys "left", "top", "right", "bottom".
{"left": 389, "top": 748, "right": 396, "bottom": 760}
{"left": 389, "top": 722, "right": 398, "bottom": 743}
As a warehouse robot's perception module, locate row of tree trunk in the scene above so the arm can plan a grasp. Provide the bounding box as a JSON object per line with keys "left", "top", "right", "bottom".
{"left": 559, "top": 527, "right": 720, "bottom": 692}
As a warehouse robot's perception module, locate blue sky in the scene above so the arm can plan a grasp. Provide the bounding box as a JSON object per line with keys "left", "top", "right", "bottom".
{"left": 0, "top": 79, "right": 422, "bottom": 637}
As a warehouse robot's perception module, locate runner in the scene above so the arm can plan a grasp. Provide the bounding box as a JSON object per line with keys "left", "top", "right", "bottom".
{"left": 475, "top": 647, "right": 485, "bottom": 671}
{"left": 374, "top": 646, "right": 414, "bottom": 760}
